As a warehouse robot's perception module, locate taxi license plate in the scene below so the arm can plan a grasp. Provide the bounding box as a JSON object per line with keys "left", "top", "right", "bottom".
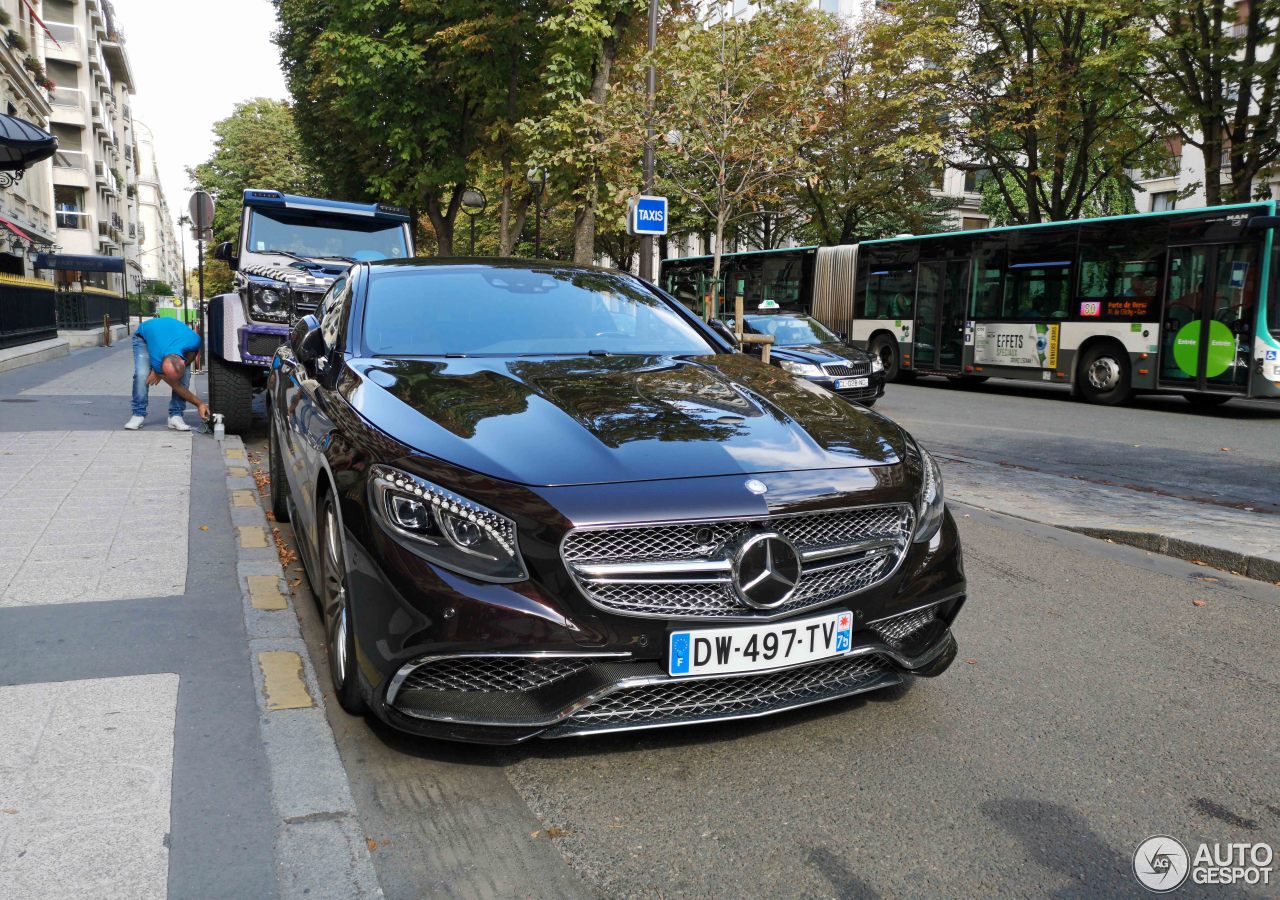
{"left": 668, "top": 611, "right": 853, "bottom": 677}
{"left": 835, "top": 377, "right": 869, "bottom": 390}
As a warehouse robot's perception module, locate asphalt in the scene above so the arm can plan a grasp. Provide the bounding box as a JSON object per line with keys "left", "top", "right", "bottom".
{"left": 239, "top": 374, "right": 1280, "bottom": 898}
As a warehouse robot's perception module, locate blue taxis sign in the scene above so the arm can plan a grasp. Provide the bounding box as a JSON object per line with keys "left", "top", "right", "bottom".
{"left": 628, "top": 195, "right": 668, "bottom": 236}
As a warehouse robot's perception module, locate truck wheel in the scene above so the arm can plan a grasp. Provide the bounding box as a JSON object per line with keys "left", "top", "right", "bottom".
{"left": 209, "top": 354, "right": 254, "bottom": 434}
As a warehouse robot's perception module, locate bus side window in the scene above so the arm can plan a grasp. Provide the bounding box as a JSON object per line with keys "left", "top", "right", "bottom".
{"left": 863, "top": 265, "right": 914, "bottom": 319}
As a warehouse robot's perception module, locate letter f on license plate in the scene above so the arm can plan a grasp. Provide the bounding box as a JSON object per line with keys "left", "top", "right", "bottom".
{"left": 667, "top": 610, "right": 854, "bottom": 677}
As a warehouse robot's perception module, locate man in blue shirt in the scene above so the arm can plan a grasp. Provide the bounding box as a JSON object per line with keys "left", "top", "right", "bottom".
{"left": 125, "top": 317, "right": 210, "bottom": 431}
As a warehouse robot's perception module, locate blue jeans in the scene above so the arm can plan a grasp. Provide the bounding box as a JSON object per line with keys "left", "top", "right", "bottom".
{"left": 132, "top": 333, "right": 189, "bottom": 418}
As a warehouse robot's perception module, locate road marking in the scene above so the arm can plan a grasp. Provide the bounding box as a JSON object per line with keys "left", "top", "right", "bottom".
{"left": 247, "top": 575, "right": 288, "bottom": 610}
{"left": 239, "top": 526, "right": 268, "bottom": 549}
{"left": 232, "top": 490, "right": 258, "bottom": 507}
{"left": 259, "top": 651, "right": 313, "bottom": 710}
{"left": 0, "top": 674, "right": 178, "bottom": 899}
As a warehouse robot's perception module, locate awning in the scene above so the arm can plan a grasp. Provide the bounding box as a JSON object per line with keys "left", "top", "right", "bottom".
{"left": 0, "top": 215, "right": 34, "bottom": 242}
{"left": 34, "top": 253, "right": 125, "bottom": 274}
{"left": 0, "top": 114, "right": 57, "bottom": 172}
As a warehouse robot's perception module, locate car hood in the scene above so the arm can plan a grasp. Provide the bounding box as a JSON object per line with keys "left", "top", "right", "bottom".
{"left": 345, "top": 353, "right": 904, "bottom": 487}
{"left": 769, "top": 343, "right": 869, "bottom": 367}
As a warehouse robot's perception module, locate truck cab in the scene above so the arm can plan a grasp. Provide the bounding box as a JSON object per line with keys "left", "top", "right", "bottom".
{"left": 207, "top": 189, "right": 413, "bottom": 433}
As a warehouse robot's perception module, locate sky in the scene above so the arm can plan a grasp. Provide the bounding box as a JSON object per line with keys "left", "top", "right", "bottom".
{"left": 108, "top": 0, "right": 288, "bottom": 264}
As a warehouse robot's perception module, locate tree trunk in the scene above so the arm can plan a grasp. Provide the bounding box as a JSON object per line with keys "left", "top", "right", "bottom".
{"left": 1201, "top": 118, "right": 1223, "bottom": 206}
{"left": 571, "top": 14, "right": 624, "bottom": 265}
{"left": 425, "top": 186, "right": 466, "bottom": 257}
{"left": 710, "top": 212, "right": 727, "bottom": 323}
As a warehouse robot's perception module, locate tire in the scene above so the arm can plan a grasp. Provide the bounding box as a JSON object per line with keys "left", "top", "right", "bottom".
{"left": 1183, "top": 392, "right": 1232, "bottom": 408}
{"left": 268, "top": 415, "right": 290, "bottom": 523}
{"left": 869, "top": 334, "right": 900, "bottom": 381}
{"left": 319, "top": 494, "right": 366, "bottom": 715}
{"left": 1076, "top": 344, "right": 1132, "bottom": 405}
{"left": 208, "top": 354, "right": 254, "bottom": 435}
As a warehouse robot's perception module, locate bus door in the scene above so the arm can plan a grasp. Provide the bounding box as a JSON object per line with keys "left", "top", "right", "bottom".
{"left": 914, "top": 260, "right": 969, "bottom": 372}
{"left": 1160, "top": 243, "right": 1258, "bottom": 393}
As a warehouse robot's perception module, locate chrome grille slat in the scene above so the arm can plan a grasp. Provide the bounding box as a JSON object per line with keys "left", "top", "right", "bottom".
{"left": 823, "top": 360, "right": 869, "bottom": 377}
{"left": 562, "top": 504, "right": 913, "bottom": 620}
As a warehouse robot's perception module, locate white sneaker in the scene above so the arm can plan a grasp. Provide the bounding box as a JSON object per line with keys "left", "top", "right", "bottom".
{"left": 124, "top": 416, "right": 144, "bottom": 430}
{"left": 167, "top": 416, "right": 192, "bottom": 432}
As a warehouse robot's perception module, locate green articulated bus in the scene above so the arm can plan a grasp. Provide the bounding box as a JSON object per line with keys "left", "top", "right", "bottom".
{"left": 659, "top": 204, "right": 1280, "bottom": 406}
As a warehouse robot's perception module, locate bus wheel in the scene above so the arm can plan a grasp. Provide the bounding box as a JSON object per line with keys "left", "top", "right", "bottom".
{"left": 869, "top": 335, "right": 900, "bottom": 380}
{"left": 1183, "top": 392, "right": 1232, "bottom": 408}
{"left": 1077, "top": 345, "right": 1132, "bottom": 405}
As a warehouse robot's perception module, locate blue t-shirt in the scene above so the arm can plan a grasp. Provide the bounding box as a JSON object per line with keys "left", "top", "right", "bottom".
{"left": 137, "top": 317, "right": 201, "bottom": 374}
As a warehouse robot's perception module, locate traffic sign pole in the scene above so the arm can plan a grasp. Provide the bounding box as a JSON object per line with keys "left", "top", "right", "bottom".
{"left": 188, "top": 191, "right": 214, "bottom": 374}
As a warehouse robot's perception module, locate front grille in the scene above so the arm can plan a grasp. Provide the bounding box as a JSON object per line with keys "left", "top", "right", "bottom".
{"left": 823, "top": 360, "right": 869, "bottom": 377}
{"left": 244, "top": 333, "right": 284, "bottom": 359}
{"left": 292, "top": 290, "right": 325, "bottom": 316}
{"left": 550, "top": 654, "right": 895, "bottom": 733}
{"left": 398, "top": 657, "right": 593, "bottom": 693}
{"left": 563, "top": 504, "right": 914, "bottom": 621}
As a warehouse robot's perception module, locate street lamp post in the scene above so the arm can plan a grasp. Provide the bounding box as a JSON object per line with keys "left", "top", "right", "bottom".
{"left": 460, "top": 187, "right": 486, "bottom": 256}
{"left": 639, "top": 0, "right": 659, "bottom": 281}
{"left": 176, "top": 214, "right": 190, "bottom": 325}
{"left": 527, "top": 169, "right": 546, "bottom": 258}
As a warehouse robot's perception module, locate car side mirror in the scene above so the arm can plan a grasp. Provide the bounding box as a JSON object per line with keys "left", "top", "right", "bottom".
{"left": 214, "top": 241, "right": 233, "bottom": 261}
{"left": 708, "top": 319, "right": 739, "bottom": 347}
{"left": 291, "top": 314, "right": 325, "bottom": 369}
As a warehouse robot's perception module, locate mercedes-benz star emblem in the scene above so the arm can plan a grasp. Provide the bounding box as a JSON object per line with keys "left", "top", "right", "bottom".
{"left": 732, "top": 532, "right": 803, "bottom": 609}
{"left": 745, "top": 478, "right": 768, "bottom": 495}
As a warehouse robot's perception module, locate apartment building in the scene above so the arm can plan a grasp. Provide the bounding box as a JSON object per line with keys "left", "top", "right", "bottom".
{"left": 133, "top": 119, "right": 180, "bottom": 291}
{"left": 0, "top": 0, "right": 57, "bottom": 278}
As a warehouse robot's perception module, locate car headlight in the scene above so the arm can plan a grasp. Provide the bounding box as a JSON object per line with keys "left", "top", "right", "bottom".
{"left": 250, "top": 284, "right": 289, "bottom": 320}
{"left": 779, "top": 360, "right": 823, "bottom": 377}
{"left": 369, "top": 465, "right": 527, "bottom": 583}
{"left": 914, "top": 446, "right": 945, "bottom": 543}
{"left": 870, "top": 355, "right": 884, "bottom": 373}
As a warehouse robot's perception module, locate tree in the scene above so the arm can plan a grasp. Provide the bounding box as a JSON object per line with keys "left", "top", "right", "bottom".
{"left": 186, "top": 98, "right": 321, "bottom": 248}
{"left": 1129, "top": 0, "right": 1280, "bottom": 205}
{"left": 792, "top": 12, "right": 954, "bottom": 244}
{"left": 519, "top": 0, "right": 647, "bottom": 264}
{"left": 651, "top": 1, "right": 830, "bottom": 320}
{"left": 885, "top": 0, "right": 1159, "bottom": 224}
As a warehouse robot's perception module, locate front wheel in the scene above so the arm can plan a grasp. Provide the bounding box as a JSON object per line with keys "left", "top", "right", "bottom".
{"left": 319, "top": 494, "right": 366, "bottom": 715}
{"left": 869, "top": 335, "right": 900, "bottom": 381}
{"left": 1077, "top": 345, "right": 1132, "bottom": 405}
{"left": 208, "top": 354, "right": 254, "bottom": 435}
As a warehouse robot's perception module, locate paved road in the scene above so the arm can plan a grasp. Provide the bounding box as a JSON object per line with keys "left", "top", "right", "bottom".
{"left": 244, "top": 401, "right": 1280, "bottom": 897}
{"left": 876, "top": 378, "right": 1280, "bottom": 515}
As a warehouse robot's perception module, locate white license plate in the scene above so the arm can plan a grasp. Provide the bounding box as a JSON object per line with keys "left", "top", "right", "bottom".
{"left": 835, "top": 377, "right": 869, "bottom": 390}
{"left": 668, "top": 610, "right": 854, "bottom": 677}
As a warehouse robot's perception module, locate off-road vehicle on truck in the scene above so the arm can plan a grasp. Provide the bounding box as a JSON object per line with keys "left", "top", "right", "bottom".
{"left": 207, "top": 189, "right": 413, "bottom": 433}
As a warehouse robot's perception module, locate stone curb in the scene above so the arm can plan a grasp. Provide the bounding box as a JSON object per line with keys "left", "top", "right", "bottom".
{"left": 936, "top": 452, "right": 1280, "bottom": 586}
{"left": 218, "top": 434, "right": 383, "bottom": 899}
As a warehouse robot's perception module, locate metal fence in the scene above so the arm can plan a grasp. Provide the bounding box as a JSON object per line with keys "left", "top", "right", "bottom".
{"left": 0, "top": 281, "right": 59, "bottom": 350}
{"left": 56, "top": 290, "right": 128, "bottom": 331}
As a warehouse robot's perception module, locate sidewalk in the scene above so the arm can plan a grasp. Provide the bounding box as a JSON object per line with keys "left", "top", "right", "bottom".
{"left": 0, "top": 342, "right": 377, "bottom": 899}
{"left": 938, "top": 452, "right": 1280, "bottom": 583}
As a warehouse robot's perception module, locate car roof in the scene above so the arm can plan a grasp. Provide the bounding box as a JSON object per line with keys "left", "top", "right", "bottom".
{"left": 362, "top": 257, "right": 630, "bottom": 277}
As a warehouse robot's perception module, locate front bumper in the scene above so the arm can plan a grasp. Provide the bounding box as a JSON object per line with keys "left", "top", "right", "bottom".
{"left": 345, "top": 495, "right": 965, "bottom": 744}
{"left": 804, "top": 371, "right": 886, "bottom": 404}
{"left": 238, "top": 324, "right": 289, "bottom": 366}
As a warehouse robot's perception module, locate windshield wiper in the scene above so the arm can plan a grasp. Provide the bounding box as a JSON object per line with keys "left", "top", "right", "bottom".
{"left": 261, "top": 248, "right": 316, "bottom": 266}
{"left": 314, "top": 254, "right": 357, "bottom": 263}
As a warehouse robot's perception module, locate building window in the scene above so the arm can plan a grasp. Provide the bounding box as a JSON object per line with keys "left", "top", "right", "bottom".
{"left": 54, "top": 185, "right": 87, "bottom": 229}
{"left": 962, "top": 217, "right": 987, "bottom": 231}
{"left": 963, "top": 168, "right": 993, "bottom": 194}
{"left": 1151, "top": 191, "right": 1177, "bottom": 212}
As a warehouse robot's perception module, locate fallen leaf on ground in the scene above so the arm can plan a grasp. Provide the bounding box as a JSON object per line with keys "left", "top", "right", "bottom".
{"left": 1220, "top": 447, "right": 1232, "bottom": 452}
{"left": 366, "top": 838, "right": 377, "bottom": 852}
{"left": 1191, "top": 560, "right": 1206, "bottom": 566}
{"left": 1192, "top": 599, "right": 1207, "bottom": 607}
{"left": 289, "top": 577, "right": 302, "bottom": 588}
{"left": 964, "top": 659, "right": 977, "bottom": 665}
{"left": 1, "top": 809, "right": 16, "bottom": 814}
{"left": 199, "top": 525, "right": 209, "bottom": 532}
{"left": 545, "top": 826, "right": 566, "bottom": 839}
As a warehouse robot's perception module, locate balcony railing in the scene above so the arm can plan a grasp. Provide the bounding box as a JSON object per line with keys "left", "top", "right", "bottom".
{"left": 50, "top": 87, "right": 83, "bottom": 108}
{"left": 53, "top": 149, "right": 87, "bottom": 170}
{"left": 56, "top": 210, "right": 90, "bottom": 230}
{"left": 44, "top": 22, "right": 79, "bottom": 47}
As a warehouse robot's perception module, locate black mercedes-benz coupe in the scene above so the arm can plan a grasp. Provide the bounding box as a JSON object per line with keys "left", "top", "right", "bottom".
{"left": 729, "top": 312, "right": 886, "bottom": 406}
{"left": 267, "top": 259, "right": 965, "bottom": 743}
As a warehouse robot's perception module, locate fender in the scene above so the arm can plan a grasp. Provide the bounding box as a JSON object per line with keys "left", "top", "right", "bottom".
{"left": 207, "top": 292, "right": 246, "bottom": 364}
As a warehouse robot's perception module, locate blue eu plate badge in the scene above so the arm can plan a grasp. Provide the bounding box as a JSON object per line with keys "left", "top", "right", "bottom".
{"left": 670, "top": 633, "right": 691, "bottom": 675}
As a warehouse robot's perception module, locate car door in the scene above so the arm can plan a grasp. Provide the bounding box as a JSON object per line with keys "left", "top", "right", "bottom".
{"left": 282, "top": 274, "right": 351, "bottom": 547}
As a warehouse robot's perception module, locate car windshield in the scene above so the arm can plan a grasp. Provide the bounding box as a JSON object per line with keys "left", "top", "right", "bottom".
{"left": 363, "top": 266, "right": 715, "bottom": 357}
{"left": 744, "top": 315, "right": 839, "bottom": 346}
{"left": 247, "top": 208, "right": 409, "bottom": 261}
